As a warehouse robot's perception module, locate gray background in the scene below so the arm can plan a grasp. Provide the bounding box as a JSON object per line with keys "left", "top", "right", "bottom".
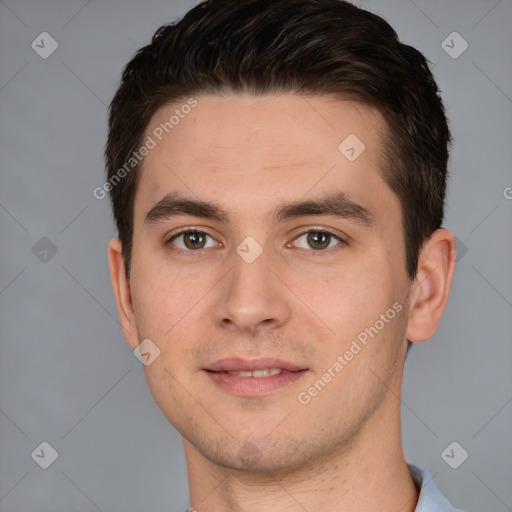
{"left": 0, "top": 0, "right": 511, "bottom": 510}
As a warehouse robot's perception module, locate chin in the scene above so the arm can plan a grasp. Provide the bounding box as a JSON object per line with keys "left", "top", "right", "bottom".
{"left": 191, "top": 434, "right": 326, "bottom": 475}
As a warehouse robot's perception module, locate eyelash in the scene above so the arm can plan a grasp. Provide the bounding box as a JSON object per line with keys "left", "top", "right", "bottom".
{"left": 165, "top": 228, "right": 346, "bottom": 256}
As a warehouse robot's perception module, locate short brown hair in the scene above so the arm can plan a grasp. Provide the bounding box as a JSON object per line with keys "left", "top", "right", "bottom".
{"left": 105, "top": 0, "right": 451, "bottom": 279}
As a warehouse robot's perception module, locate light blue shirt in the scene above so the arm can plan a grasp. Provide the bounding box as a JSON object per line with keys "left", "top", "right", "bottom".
{"left": 409, "top": 464, "right": 463, "bottom": 512}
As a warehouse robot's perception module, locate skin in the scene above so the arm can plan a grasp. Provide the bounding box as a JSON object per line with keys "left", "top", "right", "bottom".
{"left": 108, "top": 93, "right": 456, "bottom": 512}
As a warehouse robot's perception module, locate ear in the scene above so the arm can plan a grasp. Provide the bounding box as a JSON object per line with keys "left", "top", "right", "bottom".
{"left": 406, "top": 229, "right": 457, "bottom": 343}
{"left": 108, "top": 238, "right": 139, "bottom": 349}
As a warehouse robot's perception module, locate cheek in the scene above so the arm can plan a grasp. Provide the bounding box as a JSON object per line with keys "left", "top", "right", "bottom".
{"left": 305, "top": 256, "right": 406, "bottom": 366}
{"left": 130, "top": 257, "right": 208, "bottom": 336}
{"left": 129, "top": 262, "right": 220, "bottom": 382}
{"left": 311, "top": 265, "right": 389, "bottom": 331}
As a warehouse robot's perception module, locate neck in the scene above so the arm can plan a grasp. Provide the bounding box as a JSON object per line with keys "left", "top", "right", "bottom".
{"left": 185, "top": 376, "right": 418, "bottom": 512}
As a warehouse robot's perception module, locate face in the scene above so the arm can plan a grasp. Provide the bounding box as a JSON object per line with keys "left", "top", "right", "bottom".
{"left": 119, "top": 94, "right": 415, "bottom": 472}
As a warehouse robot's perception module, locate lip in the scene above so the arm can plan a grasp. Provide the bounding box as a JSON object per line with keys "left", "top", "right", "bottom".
{"left": 204, "top": 357, "right": 309, "bottom": 397}
{"left": 206, "top": 357, "right": 306, "bottom": 372}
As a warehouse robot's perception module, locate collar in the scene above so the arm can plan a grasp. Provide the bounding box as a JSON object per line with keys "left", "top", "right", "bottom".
{"left": 409, "top": 464, "right": 462, "bottom": 512}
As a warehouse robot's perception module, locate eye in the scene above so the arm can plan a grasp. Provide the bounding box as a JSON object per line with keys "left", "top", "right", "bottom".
{"left": 168, "top": 230, "right": 217, "bottom": 251}
{"left": 291, "top": 230, "right": 343, "bottom": 251}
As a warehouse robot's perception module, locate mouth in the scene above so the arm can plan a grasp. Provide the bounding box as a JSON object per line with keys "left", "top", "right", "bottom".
{"left": 203, "top": 357, "right": 309, "bottom": 396}
{"left": 222, "top": 368, "right": 284, "bottom": 378}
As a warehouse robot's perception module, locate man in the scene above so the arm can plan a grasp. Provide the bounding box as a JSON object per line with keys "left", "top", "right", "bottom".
{"left": 105, "top": 0, "right": 460, "bottom": 510}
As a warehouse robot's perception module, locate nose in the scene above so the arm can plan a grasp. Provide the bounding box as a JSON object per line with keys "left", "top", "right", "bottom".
{"left": 212, "top": 248, "right": 292, "bottom": 335}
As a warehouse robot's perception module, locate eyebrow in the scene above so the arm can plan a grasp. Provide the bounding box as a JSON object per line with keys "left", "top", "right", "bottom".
{"left": 144, "top": 191, "right": 374, "bottom": 227}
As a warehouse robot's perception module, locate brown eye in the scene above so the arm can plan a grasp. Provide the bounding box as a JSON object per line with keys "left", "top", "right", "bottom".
{"left": 292, "top": 230, "right": 343, "bottom": 251}
{"left": 306, "top": 231, "right": 331, "bottom": 250}
{"left": 183, "top": 232, "right": 206, "bottom": 249}
{"left": 170, "top": 231, "right": 215, "bottom": 251}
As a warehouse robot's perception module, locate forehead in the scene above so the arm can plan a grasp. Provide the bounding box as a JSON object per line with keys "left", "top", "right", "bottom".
{"left": 134, "top": 93, "right": 392, "bottom": 221}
